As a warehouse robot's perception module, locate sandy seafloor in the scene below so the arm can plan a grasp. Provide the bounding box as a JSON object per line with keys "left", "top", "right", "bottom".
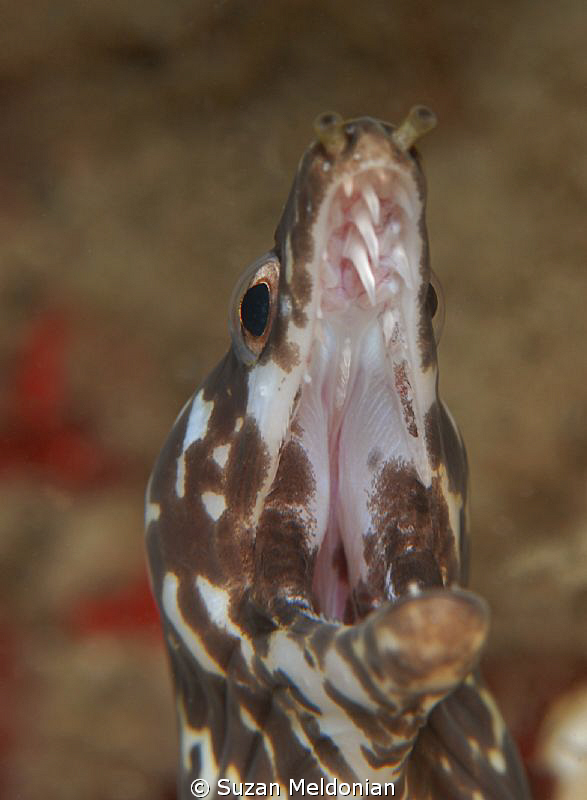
{"left": 0, "top": 2, "right": 585, "bottom": 798}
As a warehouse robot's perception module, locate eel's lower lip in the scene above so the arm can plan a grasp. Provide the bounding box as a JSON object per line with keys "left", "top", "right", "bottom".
{"left": 308, "top": 458, "right": 450, "bottom": 624}
{"left": 351, "top": 549, "right": 446, "bottom": 619}
{"left": 304, "top": 543, "right": 447, "bottom": 625}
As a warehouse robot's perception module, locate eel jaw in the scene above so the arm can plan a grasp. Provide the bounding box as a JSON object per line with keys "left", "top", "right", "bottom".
{"left": 282, "top": 162, "right": 442, "bottom": 623}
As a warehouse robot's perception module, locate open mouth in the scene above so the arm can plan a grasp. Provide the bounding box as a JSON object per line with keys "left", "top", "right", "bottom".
{"left": 286, "top": 165, "right": 436, "bottom": 624}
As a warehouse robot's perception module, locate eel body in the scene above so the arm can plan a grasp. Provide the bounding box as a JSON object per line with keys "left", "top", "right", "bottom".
{"left": 146, "top": 110, "right": 531, "bottom": 799}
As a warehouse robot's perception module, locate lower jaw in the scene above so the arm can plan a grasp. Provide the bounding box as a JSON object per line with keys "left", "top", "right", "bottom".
{"left": 308, "top": 472, "right": 451, "bottom": 624}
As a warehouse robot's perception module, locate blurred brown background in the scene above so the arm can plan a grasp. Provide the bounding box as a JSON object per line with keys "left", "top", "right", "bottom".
{"left": 0, "top": 1, "right": 585, "bottom": 798}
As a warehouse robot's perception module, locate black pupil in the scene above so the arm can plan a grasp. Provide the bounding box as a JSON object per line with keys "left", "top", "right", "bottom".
{"left": 241, "top": 282, "right": 270, "bottom": 338}
{"left": 426, "top": 283, "right": 438, "bottom": 318}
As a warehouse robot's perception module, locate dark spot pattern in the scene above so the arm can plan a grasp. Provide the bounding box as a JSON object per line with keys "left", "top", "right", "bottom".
{"left": 253, "top": 439, "right": 317, "bottom": 610}
{"left": 225, "top": 417, "right": 270, "bottom": 520}
{"left": 363, "top": 464, "right": 459, "bottom": 609}
{"left": 393, "top": 361, "right": 418, "bottom": 437}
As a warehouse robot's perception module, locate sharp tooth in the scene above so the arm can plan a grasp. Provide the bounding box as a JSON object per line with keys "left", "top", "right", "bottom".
{"left": 395, "top": 186, "right": 414, "bottom": 217}
{"left": 343, "top": 175, "right": 354, "bottom": 197}
{"left": 380, "top": 219, "right": 402, "bottom": 254}
{"left": 352, "top": 206, "right": 379, "bottom": 264}
{"left": 391, "top": 244, "right": 413, "bottom": 289}
{"left": 382, "top": 309, "right": 396, "bottom": 346}
{"left": 362, "top": 184, "right": 380, "bottom": 224}
{"left": 344, "top": 231, "right": 376, "bottom": 305}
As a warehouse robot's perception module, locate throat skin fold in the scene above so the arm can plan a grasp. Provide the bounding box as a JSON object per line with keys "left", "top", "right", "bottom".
{"left": 145, "top": 112, "right": 531, "bottom": 800}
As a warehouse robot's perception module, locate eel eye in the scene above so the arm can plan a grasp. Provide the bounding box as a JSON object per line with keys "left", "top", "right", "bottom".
{"left": 241, "top": 282, "right": 270, "bottom": 337}
{"left": 426, "top": 282, "right": 438, "bottom": 318}
{"left": 229, "top": 252, "right": 280, "bottom": 364}
{"left": 426, "top": 271, "right": 445, "bottom": 343}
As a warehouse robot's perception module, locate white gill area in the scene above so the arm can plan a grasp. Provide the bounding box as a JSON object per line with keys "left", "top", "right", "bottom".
{"left": 294, "top": 310, "right": 430, "bottom": 615}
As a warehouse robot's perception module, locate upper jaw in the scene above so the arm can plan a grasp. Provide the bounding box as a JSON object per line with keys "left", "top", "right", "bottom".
{"left": 318, "top": 164, "right": 421, "bottom": 313}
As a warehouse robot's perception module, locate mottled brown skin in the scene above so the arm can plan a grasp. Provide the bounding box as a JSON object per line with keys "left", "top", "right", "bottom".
{"left": 364, "top": 469, "right": 458, "bottom": 602}
{"left": 146, "top": 114, "right": 531, "bottom": 799}
{"left": 147, "top": 352, "right": 262, "bottom": 599}
{"left": 253, "top": 439, "right": 317, "bottom": 609}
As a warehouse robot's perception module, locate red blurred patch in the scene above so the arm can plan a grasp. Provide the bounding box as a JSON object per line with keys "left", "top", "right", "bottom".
{"left": 67, "top": 573, "right": 161, "bottom": 637}
{"left": 0, "top": 620, "right": 20, "bottom": 793}
{"left": 0, "top": 311, "right": 127, "bottom": 488}
{"left": 484, "top": 652, "right": 587, "bottom": 800}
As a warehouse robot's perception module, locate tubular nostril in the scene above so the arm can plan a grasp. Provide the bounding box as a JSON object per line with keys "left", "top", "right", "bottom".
{"left": 392, "top": 105, "right": 437, "bottom": 151}
{"left": 314, "top": 111, "right": 347, "bottom": 157}
{"left": 315, "top": 111, "right": 342, "bottom": 129}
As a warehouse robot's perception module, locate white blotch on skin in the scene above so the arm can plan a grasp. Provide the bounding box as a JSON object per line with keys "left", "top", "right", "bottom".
{"left": 322, "top": 643, "right": 378, "bottom": 712}
{"left": 384, "top": 566, "right": 393, "bottom": 595}
{"left": 177, "top": 702, "right": 217, "bottom": 783}
{"left": 145, "top": 500, "right": 160, "bottom": 525}
{"left": 285, "top": 240, "right": 294, "bottom": 283}
{"left": 182, "top": 391, "right": 213, "bottom": 451}
{"left": 211, "top": 443, "right": 230, "bottom": 468}
{"left": 488, "top": 747, "right": 507, "bottom": 773}
{"left": 175, "top": 453, "right": 186, "bottom": 498}
{"left": 439, "top": 754, "right": 452, "bottom": 773}
{"left": 195, "top": 575, "right": 254, "bottom": 664}
{"left": 201, "top": 491, "right": 226, "bottom": 521}
{"left": 161, "top": 573, "right": 222, "bottom": 676}
{"left": 267, "top": 633, "right": 377, "bottom": 775}
{"left": 195, "top": 574, "right": 231, "bottom": 629}
{"left": 234, "top": 416, "right": 243, "bottom": 432}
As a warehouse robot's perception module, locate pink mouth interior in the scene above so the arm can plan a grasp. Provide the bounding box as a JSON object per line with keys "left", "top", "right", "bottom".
{"left": 320, "top": 173, "right": 413, "bottom": 312}
{"left": 288, "top": 169, "right": 422, "bottom": 622}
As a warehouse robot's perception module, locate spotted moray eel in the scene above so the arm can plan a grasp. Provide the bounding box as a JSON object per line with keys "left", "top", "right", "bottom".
{"left": 146, "top": 109, "right": 531, "bottom": 799}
